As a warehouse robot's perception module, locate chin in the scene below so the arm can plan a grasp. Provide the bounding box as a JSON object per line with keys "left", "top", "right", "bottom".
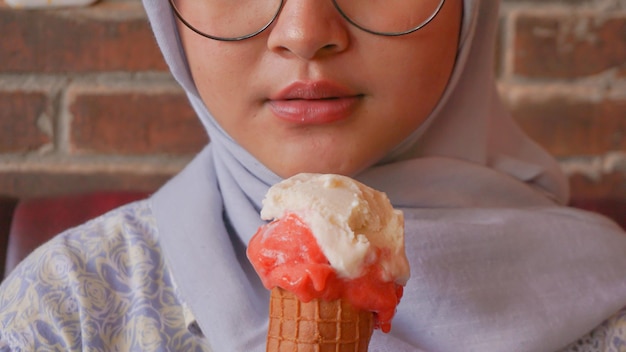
{"left": 258, "top": 142, "right": 382, "bottom": 178}
{"left": 272, "top": 160, "right": 372, "bottom": 179}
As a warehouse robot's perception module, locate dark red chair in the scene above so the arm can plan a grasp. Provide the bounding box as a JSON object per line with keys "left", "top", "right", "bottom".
{"left": 0, "top": 197, "right": 19, "bottom": 277}
{"left": 2, "top": 191, "right": 148, "bottom": 278}
{"left": 569, "top": 198, "right": 626, "bottom": 230}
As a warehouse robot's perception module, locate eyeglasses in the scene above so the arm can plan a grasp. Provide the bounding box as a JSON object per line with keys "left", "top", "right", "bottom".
{"left": 169, "top": 0, "right": 446, "bottom": 42}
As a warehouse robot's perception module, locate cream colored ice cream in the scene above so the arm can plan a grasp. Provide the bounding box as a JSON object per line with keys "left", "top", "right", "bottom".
{"left": 260, "top": 173, "right": 410, "bottom": 285}
{"left": 248, "top": 172, "right": 411, "bottom": 346}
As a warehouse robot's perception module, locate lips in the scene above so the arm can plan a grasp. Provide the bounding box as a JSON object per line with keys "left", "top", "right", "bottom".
{"left": 268, "top": 81, "right": 362, "bottom": 124}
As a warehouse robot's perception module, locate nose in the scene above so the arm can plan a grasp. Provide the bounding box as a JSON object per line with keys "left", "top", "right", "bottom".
{"left": 266, "top": 0, "right": 350, "bottom": 60}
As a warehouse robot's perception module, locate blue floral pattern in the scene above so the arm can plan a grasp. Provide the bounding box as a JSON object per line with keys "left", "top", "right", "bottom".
{"left": 560, "top": 307, "right": 626, "bottom": 352}
{"left": 0, "top": 201, "right": 211, "bottom": 351}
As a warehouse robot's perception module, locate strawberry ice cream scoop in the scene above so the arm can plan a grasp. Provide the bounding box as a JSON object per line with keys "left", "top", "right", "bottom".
{"left": 247, "top": 173, "right": 410, "bottom": 332}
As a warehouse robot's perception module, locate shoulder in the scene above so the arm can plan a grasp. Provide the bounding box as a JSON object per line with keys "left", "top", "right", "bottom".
{"left": 3, "top": 199, "right": 161, "bottom": 290}
{"left": 0, "top": 200, "right": 209, "bottom": 351}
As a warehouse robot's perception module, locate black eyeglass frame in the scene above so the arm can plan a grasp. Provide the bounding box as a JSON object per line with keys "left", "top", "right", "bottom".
{"left": 168, "top": 0, "right": 447, "bottom": 42}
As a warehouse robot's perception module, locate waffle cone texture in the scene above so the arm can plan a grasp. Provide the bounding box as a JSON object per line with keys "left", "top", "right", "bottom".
{"left": 267, "top": 287, "right": 374, "bottom": 352}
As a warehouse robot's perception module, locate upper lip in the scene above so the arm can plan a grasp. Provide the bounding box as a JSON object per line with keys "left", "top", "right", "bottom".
{"left": 270, "top": 81, "right": 360, "bottom": 101}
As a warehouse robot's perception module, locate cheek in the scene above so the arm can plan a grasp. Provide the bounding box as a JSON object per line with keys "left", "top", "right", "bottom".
{"left": 181, "top": 26, "right": 259, "bottom": 101}
{"left": 383, "top": 38, "right": 458, "bottom": 119}
{"left": 186, "top": 46, "right": 261, "bottom": 127}
{"left": 190, "top": 49, "right": 242, "bottom": 99}
{"left": 373, "top": 54, "right": 448, "bottom": 125}
{"left": 370, "top": 0, "right": 460, "bottom": 118}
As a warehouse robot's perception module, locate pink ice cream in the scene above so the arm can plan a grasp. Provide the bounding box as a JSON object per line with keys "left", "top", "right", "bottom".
{"left": 247, "top": 173, "right": 410, "bottom": 332}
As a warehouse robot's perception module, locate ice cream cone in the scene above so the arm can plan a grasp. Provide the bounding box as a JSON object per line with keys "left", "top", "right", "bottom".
{"left": 267, "top": 287, "right": 374, "bottom": 352}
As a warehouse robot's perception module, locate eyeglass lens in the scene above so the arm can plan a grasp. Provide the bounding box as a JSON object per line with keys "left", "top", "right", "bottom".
{"left": 170, "top": 0, "right": 445, "bottom": 41}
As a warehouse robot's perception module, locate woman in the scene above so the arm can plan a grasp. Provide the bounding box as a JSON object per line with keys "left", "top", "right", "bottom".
{"left": 0, "top": 0, "right": 625, "bottom": 350}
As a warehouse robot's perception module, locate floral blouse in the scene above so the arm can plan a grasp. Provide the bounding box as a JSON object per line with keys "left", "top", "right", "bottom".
{"left": 0, "top": 200, "right": 623, "bottom": 351}
{"left": 0, "top": 201, "right": 210, "bottom": 351}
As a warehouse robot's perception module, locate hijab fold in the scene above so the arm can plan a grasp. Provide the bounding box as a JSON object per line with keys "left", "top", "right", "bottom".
{"left": 145, "top": 0, "right": 626, "bottom": 350}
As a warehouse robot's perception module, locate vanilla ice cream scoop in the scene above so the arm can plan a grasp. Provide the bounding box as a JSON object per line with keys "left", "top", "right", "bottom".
{"left": 260, "top": 173, "right": 410, "bottom": 285}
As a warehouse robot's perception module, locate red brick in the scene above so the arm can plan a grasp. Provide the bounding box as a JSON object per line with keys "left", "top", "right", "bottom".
{"left": 569, "top": 171, "right": 626, "bottom": 202}
{"left": 0, "top": 169, "right": 170, "bottom": 198}
{"left": 69, "top": 89, "right": 207, "bottom": 155}
{"left": 0, "top": 2, "right": 167, "bottom": 73}
{"left": 513, "top": 13, "right": 626, "bottom": 78}
{"left": 0, "top": 91, "right": 51, "bottom": 152}
{"left": 508, "top": 94, "right": 626, "bottom": 157}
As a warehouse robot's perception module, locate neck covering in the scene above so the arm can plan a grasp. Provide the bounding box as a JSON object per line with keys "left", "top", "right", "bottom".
{"left": 145, "top": 1, "right": 626, "bottom": 351}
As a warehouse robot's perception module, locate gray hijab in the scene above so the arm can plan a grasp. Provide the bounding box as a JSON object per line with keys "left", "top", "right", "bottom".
{"left": 145, "top": 0, "right": 626, "bottom": 351}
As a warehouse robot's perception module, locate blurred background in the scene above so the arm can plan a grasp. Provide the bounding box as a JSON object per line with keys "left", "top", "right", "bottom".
{"left": 0, "top": 0, "right": 624, "bottom": 221}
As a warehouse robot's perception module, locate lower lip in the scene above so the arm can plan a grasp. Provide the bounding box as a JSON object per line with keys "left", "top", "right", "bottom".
{"left": 268, "top": 96, "right": 361, "bottom": 124}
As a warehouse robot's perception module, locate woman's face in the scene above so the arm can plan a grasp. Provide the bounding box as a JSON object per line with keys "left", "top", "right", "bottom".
{"left": 178, "top": 0, "right": 462, "bottom": 178}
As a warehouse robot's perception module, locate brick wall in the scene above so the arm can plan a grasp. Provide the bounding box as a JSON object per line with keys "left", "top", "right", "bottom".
{"left": 0, "top": 0, "right": 205, "bottom": 197}
{"left": 1, "top": 1, "right": 625, "bottom": 212}
{"left": 499, "top": 0, "right": 626, "bottom": 213}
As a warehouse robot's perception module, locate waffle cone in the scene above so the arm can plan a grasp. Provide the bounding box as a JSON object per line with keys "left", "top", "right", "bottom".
{"left": 267, "top": 287, "right": 374, "bottom": 352}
